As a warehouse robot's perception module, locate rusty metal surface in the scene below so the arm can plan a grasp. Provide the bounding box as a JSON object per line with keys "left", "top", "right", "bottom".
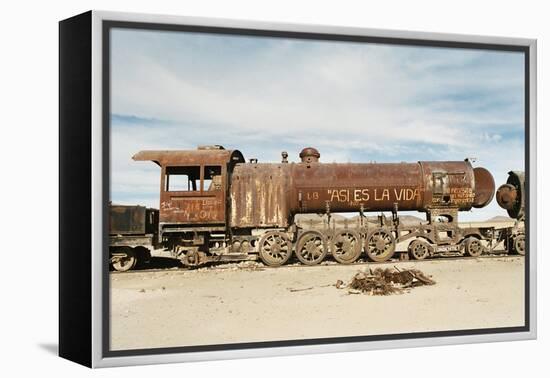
{"left": 287, "top": 160, "right": 487, "bottom": 214}
{"left": 299, "top": 147, "right": 321, "bottom": 163}
{"left": 289, "top": 162, "right": 425, "bottom": 213}
{"left": 160, "top": 190, "right": 225, "bottom": 224}
{"left": 472, "top": 167, "right": 495, "bottom": 207}
{"left": 229, "top": 157, "right": 494, "bottom": 228}
{"left": 230, "top": 163, "right": 291, "bottom": 228}
{"left": 109, "top": 235, "right": 154, "bottom": 248}
{"left": 496, "top": 171, "right": 525, "bottom": 220}
{"left": 496, "top": 184, "right": 517, "bottom": 210}
{"left": 132, "top": 148, "right": 244, "bottom": 167}
{"left": 110, "top": 205, "right": 158, "bottom": 235}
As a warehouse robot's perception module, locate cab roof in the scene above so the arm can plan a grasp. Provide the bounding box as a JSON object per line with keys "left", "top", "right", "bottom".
{"left": 132, "top": 148, "right": 245, "bottom": 167}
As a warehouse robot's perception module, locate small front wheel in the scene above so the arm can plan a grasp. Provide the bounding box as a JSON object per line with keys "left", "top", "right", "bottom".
{"left": 408, "top": 239, "right": 431, "bottom": 260}
{"left": 463, "top": 237, "right": 484, "bottom": 257}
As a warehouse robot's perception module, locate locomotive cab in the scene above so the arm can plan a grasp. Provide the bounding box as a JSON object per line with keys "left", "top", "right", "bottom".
{"left": 133, "top": 146, "right": 245, "bottom": 244}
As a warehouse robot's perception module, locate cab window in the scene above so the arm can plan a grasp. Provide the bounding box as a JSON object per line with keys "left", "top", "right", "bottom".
{"left": 203, "top": 165, "right": 222, "bottom": 191}
{"left": 165, "top": 166, "right": 200, "bottom": 192}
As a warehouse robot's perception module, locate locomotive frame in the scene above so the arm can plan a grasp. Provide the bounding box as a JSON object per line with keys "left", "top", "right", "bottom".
{"left": 59, "top": 10, "right": 537, "bottom": 368}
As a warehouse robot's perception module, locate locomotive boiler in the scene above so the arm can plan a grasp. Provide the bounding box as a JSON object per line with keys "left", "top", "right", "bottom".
{"left": 229, "top": 147, "right": 494, "bottom": 229}
{"left": 131, "top": 146, "right": 497, "bottom": 267}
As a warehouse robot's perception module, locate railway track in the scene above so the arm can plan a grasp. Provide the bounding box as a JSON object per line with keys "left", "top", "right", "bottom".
{"left": 110, "top": 253, "right": 523, "bottom": 275}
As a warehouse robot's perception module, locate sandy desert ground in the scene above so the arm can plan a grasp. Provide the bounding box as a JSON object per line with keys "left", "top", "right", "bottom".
{"left": 110, "top": 256, "right": 525, "bottom": 351}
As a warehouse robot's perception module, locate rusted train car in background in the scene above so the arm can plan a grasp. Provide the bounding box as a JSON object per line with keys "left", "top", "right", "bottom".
{"left": 109, "top": 205, "right": 158, "bottom": 271}
{"left": 495, "top": 171, "right": 526, "bottom": 255}
{"left": 106, "top": 145, "right": 524, "bottom": 271}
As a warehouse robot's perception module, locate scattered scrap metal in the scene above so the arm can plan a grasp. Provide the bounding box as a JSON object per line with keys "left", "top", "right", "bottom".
{"left": 338, "top": 266, "right": 436, "bottom": 295}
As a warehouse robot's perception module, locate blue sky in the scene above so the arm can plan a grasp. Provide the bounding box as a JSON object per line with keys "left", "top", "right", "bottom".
{"left": 110, "top": 28, "right": 525, "bottom": 221}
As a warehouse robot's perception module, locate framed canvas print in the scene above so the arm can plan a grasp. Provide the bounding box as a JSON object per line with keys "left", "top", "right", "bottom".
{"left": 59, "top": 10, "right": 537, "bottom": 368}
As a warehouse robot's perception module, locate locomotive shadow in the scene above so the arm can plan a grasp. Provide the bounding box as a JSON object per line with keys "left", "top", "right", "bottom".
{"left": 139, "top": 257, "right": 183, "bottom": 270}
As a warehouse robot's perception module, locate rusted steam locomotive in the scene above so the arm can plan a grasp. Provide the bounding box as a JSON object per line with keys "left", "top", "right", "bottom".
{"left": 495, "top": 170, "right": 526, "bottom": 254}
{"left": 109, "top": 146, "right": 526, "bottom": 271}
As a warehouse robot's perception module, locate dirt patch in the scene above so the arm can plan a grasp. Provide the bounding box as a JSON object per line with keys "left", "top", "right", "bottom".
{"left": 110, "top": 256, "right": 525, "bottom": 350}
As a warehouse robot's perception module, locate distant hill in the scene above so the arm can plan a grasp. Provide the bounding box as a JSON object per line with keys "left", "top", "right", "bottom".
{"left": 487, "top": 215, "right": 515, "bottom": 222}
{"left": 294, "top": 213, "right": 427, "bottom": 227}
{"left": 294, "top": 213, "right": 515, "bottom": 226}
{"left": 294, "top": 213, "right": 348, "bottom": 221}
{"left": 398, "top": 215, "right": 426, "bottom": 226}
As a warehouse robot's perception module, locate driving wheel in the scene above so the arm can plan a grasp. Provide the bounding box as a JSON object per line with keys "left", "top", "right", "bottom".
{"left": 296, "top": 230, "right": 328, "bottom": 265}
{"left": 365, "top": 229, "right": 396, "bottom": 262}
{"left": 258, "top": 231, "right": 293, "bottom": 266}
{"left": 331, "top": 230, "right": 362, "bottom": 264}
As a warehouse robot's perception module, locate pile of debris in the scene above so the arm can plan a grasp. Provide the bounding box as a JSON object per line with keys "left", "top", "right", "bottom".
{"left": 200, "top": 260, "right": 266, "bottom": 272}
{"left": 337, "top": 267, "right": 436, "bottom": 296}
